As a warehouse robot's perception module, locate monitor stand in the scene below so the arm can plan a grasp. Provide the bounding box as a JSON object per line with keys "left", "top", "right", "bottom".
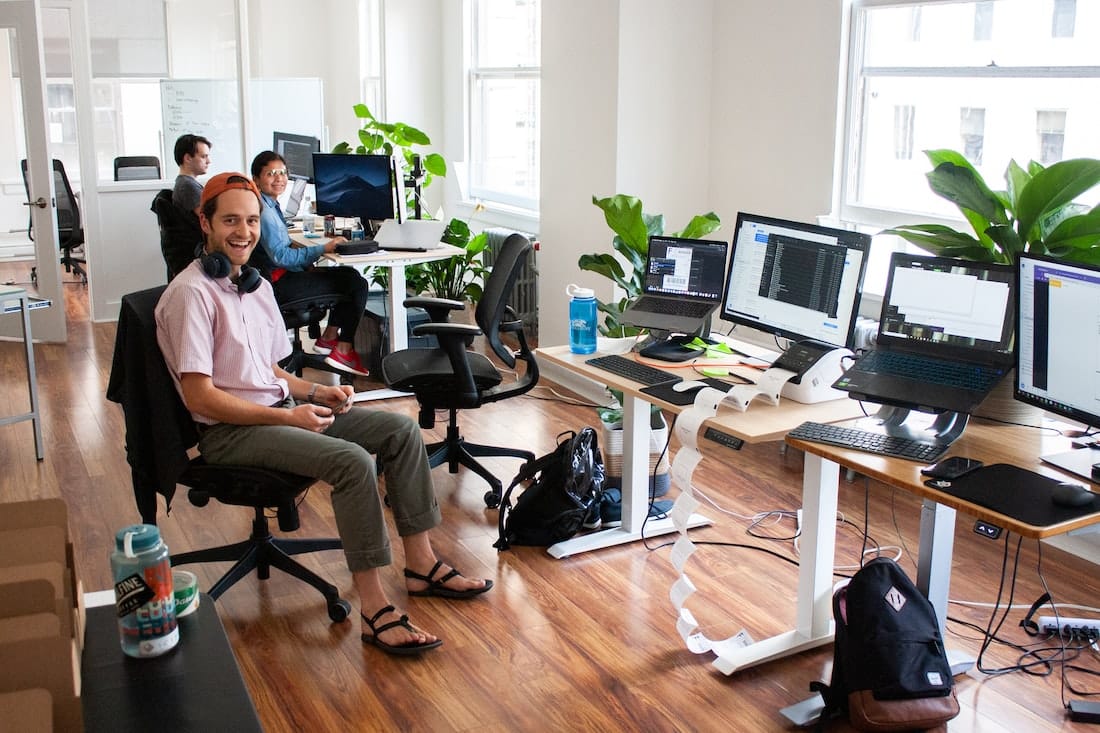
{"left": 637, "top": 331, "right": 713, "bottom": 362}
{"left": 876, "top": 405, "right": 969, "bottom": 446}
{"left": 1040, "top": 447, "right": 1100, "bottom": 484}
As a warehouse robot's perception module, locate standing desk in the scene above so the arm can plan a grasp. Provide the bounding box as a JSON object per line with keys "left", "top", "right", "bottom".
{"left": 712, "top": 416, "right": 1100, "bottom": 679}
{"left": 290, "top": 231, "right": 463, "bottom": 401}
{"left": 0, "top": 286, "right": 49, "bottom": 460}
{"left": 537, "top": 345, "right": 866, "bottom": 559}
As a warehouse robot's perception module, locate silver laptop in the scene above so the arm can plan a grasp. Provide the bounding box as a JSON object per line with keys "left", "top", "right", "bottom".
{"left": 620, "top": 235, "right": 729, "bottom": 333}
{"left": 282, "top": 177, "right": 308, "bottom": 220}
{"left": 374, "top": 219, "right": 447, "bottom": 251}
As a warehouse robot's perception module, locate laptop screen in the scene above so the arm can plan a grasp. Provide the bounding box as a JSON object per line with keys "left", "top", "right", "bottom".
{"left": 878, "top": 253, "right": 1015, "bottom": 364}
{"left": 642, "top": 236, "right": 728, "bottom": 301}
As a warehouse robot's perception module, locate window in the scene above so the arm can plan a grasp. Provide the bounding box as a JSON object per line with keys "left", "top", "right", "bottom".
{"left": 837, "top": 0, "right": 1100, "bottom": 296}
{"left": 960, "top": 107, "right": 985, "bottom": 164}
{"left": 467, "top": 0, "right": 540, "bottom": 211}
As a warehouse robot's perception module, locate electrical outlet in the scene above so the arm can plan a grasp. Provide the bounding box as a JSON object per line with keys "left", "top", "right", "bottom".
{"left": 1039, "top": 616, "right": 1100, "bottom": 638}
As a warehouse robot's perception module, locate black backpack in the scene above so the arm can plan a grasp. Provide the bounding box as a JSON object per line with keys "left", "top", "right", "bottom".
{"left": 494, "top": 428, "right": 604, "bottom": 550}
{"left": 811, "top": 557, "right": 960, "bottom": 732}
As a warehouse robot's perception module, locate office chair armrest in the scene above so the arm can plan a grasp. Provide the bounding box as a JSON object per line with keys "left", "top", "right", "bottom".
{"left": 412, "top": 322, "right": 481, "bottom": 338}
{"left": 402, "top": 296, "right": 465, "bottom": 323}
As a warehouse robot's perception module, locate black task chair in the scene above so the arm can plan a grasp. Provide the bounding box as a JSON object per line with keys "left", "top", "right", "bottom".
{"left": 21, "top": 158, "right": 87, "bottom": 285}
{"left": 151, "top": 189, "right": 204, "bottom": 281}
{"left": 277, "top": 293, "right": 349, "bottom": 378}
{"left": 381, "top": 233, "right": 538, "bottom": 507}
{"left": 114, "top": 155, "right": 162, "bottom": 181}
{"left": 106, "top": 285, "right": 351, "bottom": 622}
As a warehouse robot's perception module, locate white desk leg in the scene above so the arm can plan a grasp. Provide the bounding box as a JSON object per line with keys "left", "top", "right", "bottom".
{"left": 716, "top": 452, "right": 837, "bottom": 674}
{"left": 387, "top": 265, "right": 409, "bottom": 352}
{"left": 547, "top": 393, "right": 710, "bottom": 558}
{"left": 19, "top": 295, "right": 43, "bottom": 460}
{"left": 916, "top": 499, "right": 973, "bottom": 675}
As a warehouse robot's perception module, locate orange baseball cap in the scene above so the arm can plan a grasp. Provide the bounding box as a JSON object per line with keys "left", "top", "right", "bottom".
{"left": 200, "top": 172, "right": 262, "bottom": 209}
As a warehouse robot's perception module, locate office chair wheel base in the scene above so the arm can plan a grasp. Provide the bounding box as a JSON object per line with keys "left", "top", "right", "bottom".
{"left": 484, "top": 490, "right": 501, "bottom": 509}
{"left": 328, "top": 598, "right": 351, "bottom": 623}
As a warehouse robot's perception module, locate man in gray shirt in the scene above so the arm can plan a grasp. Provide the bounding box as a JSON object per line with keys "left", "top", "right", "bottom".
{"left": 171, "top": 134, "right": 211, "bottom": 214}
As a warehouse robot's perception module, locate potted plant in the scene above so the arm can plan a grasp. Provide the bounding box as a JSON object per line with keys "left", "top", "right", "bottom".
{"left": 579, "top": 194, "right": 722, "bottom": 337}
{"left": 597, "top": 389, "right": 671, "bottom": 498}
{"left": 333, "top": 104, "right": 489, "bottom": 305}
{"left": 882, "top": 149, "right": 1100, "bottom": 265}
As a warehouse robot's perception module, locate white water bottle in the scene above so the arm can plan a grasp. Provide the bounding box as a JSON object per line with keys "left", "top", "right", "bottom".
{"left": 301, "top": 196, "right": 314, "bottom": 233}
{"left": 566, "top": 284, "right": 597, "bottom": 354}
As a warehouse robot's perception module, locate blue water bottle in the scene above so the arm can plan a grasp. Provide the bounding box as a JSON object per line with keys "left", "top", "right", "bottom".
{"left": 566, "top": 284, "right": 598, "bottom": 354}
{"left": 111, "top": 524, "right": 179, "bottom": 658}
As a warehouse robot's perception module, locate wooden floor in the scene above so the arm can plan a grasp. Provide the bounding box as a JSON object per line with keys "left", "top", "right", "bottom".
{"left": 2, "top": 276, "right": 1099, "bottom": 732}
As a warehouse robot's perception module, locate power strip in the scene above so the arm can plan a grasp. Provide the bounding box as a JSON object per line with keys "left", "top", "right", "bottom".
{"left": 1039, "top": 615, "right": 1100, "bottom": 638}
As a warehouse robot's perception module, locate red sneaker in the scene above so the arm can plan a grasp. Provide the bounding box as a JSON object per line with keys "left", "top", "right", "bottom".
{"left": 312, "top": 336, "right": 338, "bottom": 355}
{"left": 325, "top": 348, "right": 370, "bottom": 377}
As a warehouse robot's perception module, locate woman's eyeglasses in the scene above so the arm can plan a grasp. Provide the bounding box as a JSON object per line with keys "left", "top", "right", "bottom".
{"left": 263, "top": 168, "right": 288, "bottom": 178}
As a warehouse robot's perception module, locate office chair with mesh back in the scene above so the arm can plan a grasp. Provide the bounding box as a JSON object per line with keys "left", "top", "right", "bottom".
{"left": 381, "top": 233, "right": 538, "bottom": 507}
{"left": 21, "top": 158, "right": 87, "bottom": 285}
{"left": 106, "top": 285, "right": 351, "bottom": 622}
{"left": 151, "top": 189, "right": 203, "bottom": 281}
{"left": 114, "top": 155, "right": 162, "bottom": 181}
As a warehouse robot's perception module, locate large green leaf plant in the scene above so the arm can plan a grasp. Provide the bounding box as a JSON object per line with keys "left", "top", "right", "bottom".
{"left": 579, "top": 194, "right": 721, "bottom": 337}
{"left": 884, "top": 149, "right": 1100, "bottom": 265}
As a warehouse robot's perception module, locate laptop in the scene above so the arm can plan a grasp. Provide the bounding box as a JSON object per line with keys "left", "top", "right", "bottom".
{"left": 832, "top": 252, "right": 1016, "bottom": 414}
{"left": 373, "top": 218, "right": 448, "bottom": 251}
{"left": 282, "top": 177, "right": 308, "bottom": 221}
{"left": 620, "top": 235, "right": 729, "bottom": 333}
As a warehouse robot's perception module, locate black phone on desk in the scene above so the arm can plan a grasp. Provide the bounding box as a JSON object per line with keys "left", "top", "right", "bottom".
{"left": 921, "top": 456, "right": 984, "bottom": 481}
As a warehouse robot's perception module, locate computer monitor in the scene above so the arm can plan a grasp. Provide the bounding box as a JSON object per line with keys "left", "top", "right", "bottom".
{"left": 312, "top": 153, "right": 398, "bottom": 225}
{"left": 272, "top": 131, "right": 321, "bottom": 182}
{"left": 719, "top": 212, "right": 871, "bottom": 349}
{"left": 1017, "top": 253, "right": 1100, "bottom": 481}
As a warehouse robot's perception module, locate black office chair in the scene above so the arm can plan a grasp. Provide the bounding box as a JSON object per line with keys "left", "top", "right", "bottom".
{"left": 21, "top": 158, "right": 87, "bottom": 285}
{"left": 106, "top": 285, "right": 351, "bottom": 622}
{"left": 151, "top": 188, "right": 203, "bottom": 281}
{"left": 381, "top": 233, "right": 538, "bottom": 507}
{"left": 114, "top": 155, "right": 162, "bottom": 181}
{"left": 277, "top": 293, "right": 350, "bottom": 378}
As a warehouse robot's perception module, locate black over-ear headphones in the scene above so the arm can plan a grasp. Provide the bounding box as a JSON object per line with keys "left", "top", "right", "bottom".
{"left": 199, "top": 251, "right": 261, "bottom": 293}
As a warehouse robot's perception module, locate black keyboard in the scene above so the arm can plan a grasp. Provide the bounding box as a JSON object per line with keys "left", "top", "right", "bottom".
{"left": 857, "top": 351, "right": 1003, "bottom": 392}
{"left": 335, "top": 241, "right": 379, "bottom": 256}
{"left": 585, "top": 354, "right": 682, "bottom": 387}
{"left": 787, "top": 421, "right": 948, "bottom": 462}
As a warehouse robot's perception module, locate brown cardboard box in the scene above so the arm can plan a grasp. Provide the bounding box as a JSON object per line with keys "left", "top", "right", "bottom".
{"left": 0, "top": 688, "right": 53, "bottom": 733}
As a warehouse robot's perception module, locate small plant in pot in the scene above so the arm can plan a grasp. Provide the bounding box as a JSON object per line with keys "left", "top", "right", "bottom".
{"left": 597, "top": 389, "right": 671, "bottom": 500}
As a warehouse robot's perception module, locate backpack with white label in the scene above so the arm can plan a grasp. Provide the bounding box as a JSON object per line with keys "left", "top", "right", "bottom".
{"left": 811, "top": 557, "right": 960, "bottom": 732}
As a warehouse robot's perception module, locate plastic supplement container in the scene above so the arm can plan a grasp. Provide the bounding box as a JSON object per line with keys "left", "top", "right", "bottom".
{"left": 566, "top": 284, "right": 598, "bottom": 354}
{"left": 111, "top": 524, "right": 179, "bottom": 658}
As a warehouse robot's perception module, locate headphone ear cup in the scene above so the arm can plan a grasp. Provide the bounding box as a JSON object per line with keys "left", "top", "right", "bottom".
{"left": 237, "top": 265, "right": 262, "bottom": 294}
{"left": 200, "top": 251, "right": 231, "bottom": 279}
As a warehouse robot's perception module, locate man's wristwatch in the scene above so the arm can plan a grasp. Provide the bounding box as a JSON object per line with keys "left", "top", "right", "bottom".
{"left": 307, "top": 383, "right": 318, "bottom": 404}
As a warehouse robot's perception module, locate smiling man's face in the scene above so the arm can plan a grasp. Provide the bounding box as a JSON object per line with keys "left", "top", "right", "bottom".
{"left": 200, "top": 188, "right": 261, "bottom": 274}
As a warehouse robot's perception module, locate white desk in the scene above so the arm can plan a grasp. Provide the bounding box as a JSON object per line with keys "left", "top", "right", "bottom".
{"left": 291, "top": 231, "right": 463, "bottom": 401}
{"left": 537, "top": 345, "right": 865, "bottom": 559}
{"left": 0, "top": 286, "right": 49, "bottom": 459}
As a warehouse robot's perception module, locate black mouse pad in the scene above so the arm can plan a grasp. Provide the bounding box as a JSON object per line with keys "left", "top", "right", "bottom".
{"left": 640, "top": 378, "right": 738, "bottom": 406}
{"left": 932, "top": 463, "right": 1099, "bottom": 527}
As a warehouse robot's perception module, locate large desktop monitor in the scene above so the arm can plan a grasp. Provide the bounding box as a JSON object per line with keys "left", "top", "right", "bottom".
{"left": 311, "top": 153, "right": 400, "bottom": 226}
{"left": 719, "top": 212, "right": 871, "bottom": 349}
{"left": 272, "top": 131, "right": 320, "bottom": 181}
{"left": 1017, "top": 253, "right": 1100, "bottom": 481}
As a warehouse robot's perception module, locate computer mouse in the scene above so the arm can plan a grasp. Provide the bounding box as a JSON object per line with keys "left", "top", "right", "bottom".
{"left": 1051, "top": 481, "right": 1096, "bottom": 508}
{"left": 672, "top": 380, "right": 708, "bottom": 393}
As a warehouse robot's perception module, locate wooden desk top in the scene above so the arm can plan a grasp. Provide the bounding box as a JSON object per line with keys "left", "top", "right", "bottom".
{"left": 288, "top": 231, "right": 463, "bottom": 266}
{"left": 787, "top": 416, "right": 1100, "bottom": 538}
{"left": 538, "top": 344, "right": 865, "bottom": 445}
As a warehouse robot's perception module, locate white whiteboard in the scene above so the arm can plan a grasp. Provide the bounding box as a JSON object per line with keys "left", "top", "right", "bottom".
{"left": 160, "top": 78, "right": 324, "bottom": 175}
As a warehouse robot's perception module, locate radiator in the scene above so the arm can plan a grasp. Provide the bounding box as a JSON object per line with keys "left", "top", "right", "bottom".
{"left": 482, "top": 227, "right": 539, "bottom": 340}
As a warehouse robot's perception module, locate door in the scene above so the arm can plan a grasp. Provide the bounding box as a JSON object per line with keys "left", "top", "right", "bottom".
{"left": 1, "top": 0, "right": 65, "bottom": 342}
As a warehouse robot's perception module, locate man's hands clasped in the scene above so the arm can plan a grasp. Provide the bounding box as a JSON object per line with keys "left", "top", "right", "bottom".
{"left": 290, "top": 384, "right": 355, "bottom": 432}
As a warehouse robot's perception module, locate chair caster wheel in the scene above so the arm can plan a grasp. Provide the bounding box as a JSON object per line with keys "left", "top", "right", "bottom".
{"left": 484, "top": 490, "right": 501, "bottom": 509}
{"left": 328, "top": 598, "right": 351, "bottom": 623}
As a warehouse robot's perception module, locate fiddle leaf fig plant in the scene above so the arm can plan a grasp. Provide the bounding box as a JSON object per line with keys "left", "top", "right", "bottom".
{"left": 883, "top": 149, "right": 1100, "bottom": 265}
{"left": 579, "top": 194, "right": 721, "bottom": 337}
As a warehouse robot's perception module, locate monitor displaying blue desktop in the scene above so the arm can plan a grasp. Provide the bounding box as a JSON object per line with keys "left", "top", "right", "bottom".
{"left": 1018, "top": 253, "right": 1100, "bottom": 481}
{"left": 720, "top": 212, "right": 871, "bottom": 349}
{"left": 312, "top": 153, "right": 397, "bottom": 225}
{"left": 273, "top": 131, "right": 320, "bottom": 181}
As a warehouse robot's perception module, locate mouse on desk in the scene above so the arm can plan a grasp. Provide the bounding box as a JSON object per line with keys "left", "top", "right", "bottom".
{"left": 1051, "top": 481, "right": 1097, "bottom": 508}
{"left": 672, "top": 381, "right": 708, "bottom": 393}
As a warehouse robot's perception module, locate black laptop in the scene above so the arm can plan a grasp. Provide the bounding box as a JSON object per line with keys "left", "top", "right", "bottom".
{"left": 619, "top": 235, "right": 728, "bottom": 333}
{"left": 832, "top": 253, "right": 1015, "bottom": 414}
